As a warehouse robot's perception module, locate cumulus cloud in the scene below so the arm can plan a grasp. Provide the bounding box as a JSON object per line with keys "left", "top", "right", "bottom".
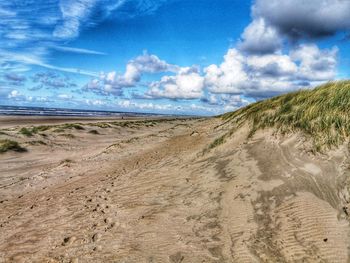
{"left": 117, "top": 100, "right": 174, "bottom": 111}
{"left": 81, "top": 43, "right": 338, "bottom": 110}
{"left": 204, "top": 44, "right": 337, "bottom": 99}
{"left": 84, "top": 52, "right": 178, "bottom": 95}
{"left": 290, "top": 44, "right": 338, "bottom": 81}
{"left": 246, "top": 53, "right": 298, "bottom": 77}
{"left": 146, "top": 67, "right": 205, "bottom": 99}
{"left": 253, "top": 0, "right": 350, "bottom": 39}
{"left": 204, "top": 49, "right": 248, "bottom": 94}
{"left": 239, "top": 18, "right": 282, "bottom": 54}
{"left": 116, "top": 99, "right": 220, "bottom": 115}
{"left": 7, "top": 90, "right": 28, "bottom": 101}
{"left": 202, "top": 94, "right": 250, "bottom": 109}
{"left": 8, "top": 90, "right": 22, "bottom": 99}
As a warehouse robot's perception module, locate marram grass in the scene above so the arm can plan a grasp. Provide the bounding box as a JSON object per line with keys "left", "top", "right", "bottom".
{"left": 221, "top": 81, "right": 350, "bottom": 151}
{"left": 0, "top": 139, "right": 26, "bottom": 153}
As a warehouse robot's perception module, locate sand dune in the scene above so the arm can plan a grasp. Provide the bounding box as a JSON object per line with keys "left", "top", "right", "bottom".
{"left": 0, "top": 116, "right": 349, "bottom": 262}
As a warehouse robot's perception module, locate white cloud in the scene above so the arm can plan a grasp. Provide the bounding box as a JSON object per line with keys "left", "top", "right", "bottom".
{"left": 0, "top": 50, "right": 99, "bottom": 77}
{"left": 52, "top": 46, "right": 106, "bottom": 55}
{"left": 85, "top": 99, "right": 106, "bottom": 106}
{"left": 146, "top": 67, "right": 205, "bottom": 99}
{"left": 246, "top": 53, "right": 298, "bottom": 77}
{"left": 117, "top": 100, "right": 174, "bottom": 111}
{"left": 58, "top": 93, "right": 73, "bottom": 99}
{"left": 239, "top": 18, "right": 282, "bottom": 54}
{"left": 84, "top": 52, "right": 178, "bottom": 95}
{"left": 202, "top": 94, "right": 250, "bottom": 109}
{"left": 8, "top": 90, "right": 22, "bottom": 99}
{"left": 0, "top": 0, "right": 170, "bottom": 76}
{"left": 291, "top": 44, "right": 338, "bottom": 81}
{"left": 204, "top": 44, "right": 337, "bottom": 98}
{"left": 204, "top": 49, "right": 248, "bottom": 94}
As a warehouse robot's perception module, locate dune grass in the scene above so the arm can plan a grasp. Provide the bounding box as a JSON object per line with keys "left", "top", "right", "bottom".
{"left": 208, "top": 135, "right": 226, "bottom": 150}
{"left": 19, "top": 127, "right": 34, "bottom": 136}
{"left": 0, "top": 139, "right": 26, "bottom": 153}
{"left": 221, "top": 81, "right": 350, "bottom": 151}
{"left": 19, "top": 126, "right": 52, "bottom": 136}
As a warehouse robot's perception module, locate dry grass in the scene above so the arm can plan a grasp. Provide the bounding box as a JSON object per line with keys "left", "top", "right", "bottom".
{"left": 221, "top": 81, "right": 350, "bottom": 151}
{"left": 0, "top": 139, "right": 26, "bottom": 153}
{"left": 19, "top": 126, "right": 52, "bottom": 136}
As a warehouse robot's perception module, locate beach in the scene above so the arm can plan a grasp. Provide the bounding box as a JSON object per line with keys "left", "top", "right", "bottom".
{"left": 0, "top": 116, "right": 349, "bottom": 262}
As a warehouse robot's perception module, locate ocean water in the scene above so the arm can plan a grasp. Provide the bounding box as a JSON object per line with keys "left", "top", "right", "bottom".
{"left": 0, "top": 105, "right": 155, "bottom": 117}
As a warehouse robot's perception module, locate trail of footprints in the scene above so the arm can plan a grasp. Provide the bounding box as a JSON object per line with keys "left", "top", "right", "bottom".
{"left": 61, "top": 185, "right": 118, "bottom": 254}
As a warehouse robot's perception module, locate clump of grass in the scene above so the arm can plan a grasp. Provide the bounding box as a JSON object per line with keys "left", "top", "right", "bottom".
{"left": 19, "top": 127, "right": 33, "bottom": 137}
{"left": 31, "top": 125, "right": 51, "bottom": 133}
{"left": 19, "top": 125, "right": 52, "bottom": 137}
{"left": 53, "top": 128, "right": 65, "bottom": 133}
{"left": 0, "top": 139, "right": 26, "bottom": 153}
{"left": 0, "top": 130, "right": 9, "bottom": 136}
{"left": 221, "top": 81, "right": 350, "bottom": 151}
{"left": 53, "top": 123, "right": 84, "bottom": 132}
{"left": 60, "top": 158, "right": 74, "bottom": 166}
{"left": 27, "top": 140, "right": 47, "bottom": 145}
{"left": 208, "top": 135, "right": 226, "bottom": 150}
{"left": 62, "top": 123, "right": 84, "bottom": 130}
{"left": 88, "top": 129, "right": 99, "bottom": 135}
{"left": 59, "top": 133, "right": 75, "bottom": 139}
{"left": 125, "top": 137, "right": 139, "bottom": 143}
{"left": 91, "top": 123, "right": 111, "bottom": 128}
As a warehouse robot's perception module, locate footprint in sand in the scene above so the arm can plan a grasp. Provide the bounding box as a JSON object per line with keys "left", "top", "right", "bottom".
{"left": 62, "top": 236, "right": 76, "bottom": 246}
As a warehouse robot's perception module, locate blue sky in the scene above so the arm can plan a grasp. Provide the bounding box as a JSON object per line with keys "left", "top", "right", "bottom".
{"left": 0, "top": 0, "right": 349, "bottom": 115}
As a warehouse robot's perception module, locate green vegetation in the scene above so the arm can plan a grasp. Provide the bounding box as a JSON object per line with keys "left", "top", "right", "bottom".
{"left": 19, "top": 126, "right": 51, "bottom": 136}
{"left": 0, "top": 130, "right": 9, "bottom": 136}
{"left": 19, "top": 127, "right": 33, "bottom": 136}
{"left": 208, "top": 135, "right": 226, "bottom": 150}
{"left": 27, "top": 140, "right": 47, "bottom": 145}
{"left": 31, "top": 125, "right": 51, "bottom": 133}
{"left": 59, "top": 133, "right": 75, "bottom": 138}
{"left": 61, "top": 123, "right": 84, "bottom": 130}
{"left": 90, "top": 122, "right": 111, "bottom": 128}
{"left": 221, "top": 81, "right": 350, "bottom": 151}
{"left": 53, "top": 123, "right": 84, "bottom": 133}
{"left": 0, "top": 139, "right": 26, "bottom": 153}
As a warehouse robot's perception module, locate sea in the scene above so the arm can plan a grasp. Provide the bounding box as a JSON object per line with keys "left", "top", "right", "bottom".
{"left": 0, "top": 105, "right": 160, "bottom": 117}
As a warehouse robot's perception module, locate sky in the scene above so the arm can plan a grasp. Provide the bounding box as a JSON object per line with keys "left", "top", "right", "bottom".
{"left": 0, "top": 0, "right": 349, "bottom": 116}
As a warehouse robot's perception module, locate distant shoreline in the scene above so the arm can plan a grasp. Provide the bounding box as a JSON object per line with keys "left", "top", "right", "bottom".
{"left": 0, "top": 105, "right": 175, "bottom": 118}
{"left": 0, "top": 115, "right": 201, "bottom": 129}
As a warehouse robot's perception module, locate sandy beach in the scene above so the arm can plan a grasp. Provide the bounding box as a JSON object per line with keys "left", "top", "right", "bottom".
{"left": 0, "top": 116, "right": 349, "bottom": 262}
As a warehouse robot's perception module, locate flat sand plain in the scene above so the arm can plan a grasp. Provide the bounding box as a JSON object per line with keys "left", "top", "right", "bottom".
{"left": 0, "top": 116, "right": 349, "bottom": 262}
